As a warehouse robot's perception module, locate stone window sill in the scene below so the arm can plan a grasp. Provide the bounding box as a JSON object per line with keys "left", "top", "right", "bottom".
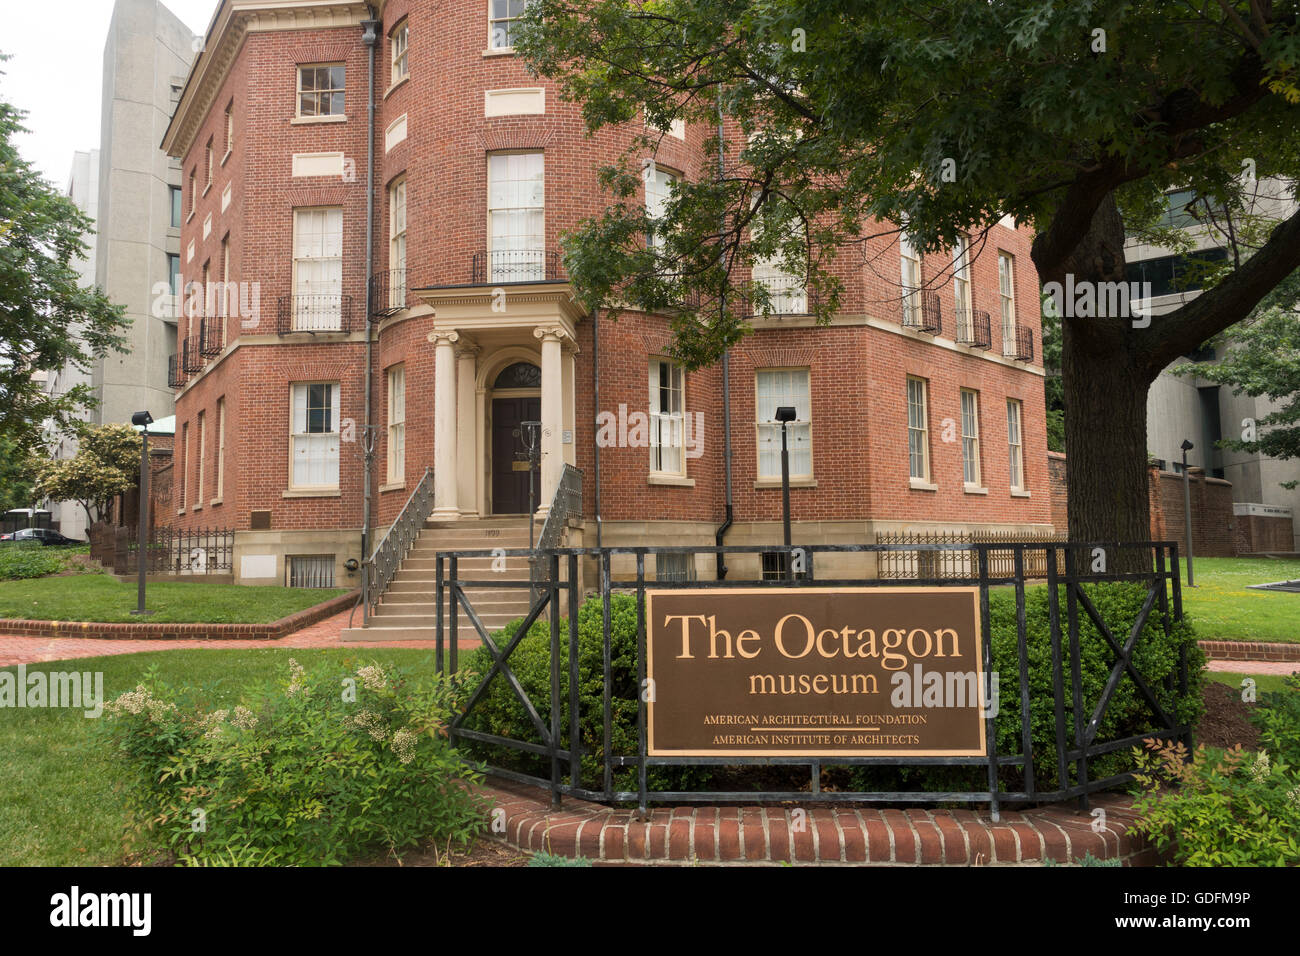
{"left": 964, "top": 484, "right": 989, "bottom": 495}
{"left": 221, "top": 150, "right": 232, "bottom": 166}
{"left": 209, "top": 498, "right": 223, "bottom": 508}
{"left": 648, "top": 474, "right": 695, "bottom": 487}
{"left": 378, "top": 481, "right": 406, "bottom": 493}
{"left": 1011, "top": 489, "right": 1032, "bottom": 498}
{"left": 283, "top": 488, "right": 341, "bottom": 498}
{"left": 909, "top": 478, "right": 939, "bottom": 491}
{"left": 290, "top": 114, "right": 347, "bottom": 125}
{"left": 483, "top": 47, "right": 515, "bottom": 58}
{"left": 384, "top": 76, "right": 410, "bottom": 99}
{"left": 755, "top": 478, "right": 817, "bottom": 489}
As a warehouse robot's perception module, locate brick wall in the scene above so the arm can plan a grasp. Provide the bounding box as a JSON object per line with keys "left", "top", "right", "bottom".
{"left": 165, "top": 1, "right": 1051, "bottom": 540}
{"left": 1048, "top": 453, "right": 1237, "bottom": 554}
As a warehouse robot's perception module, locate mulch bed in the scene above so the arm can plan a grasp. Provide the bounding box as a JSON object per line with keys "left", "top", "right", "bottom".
{"left": 1195, "top": 680, "right": 1259, "bottom": 751}
{"left": 359, "top": 836, "right": 531, "bottom": 867}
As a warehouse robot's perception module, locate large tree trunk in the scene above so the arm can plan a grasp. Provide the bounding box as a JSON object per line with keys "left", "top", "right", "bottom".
{"left": 1035, "top": 195, "right": 1158, "bottom": 558}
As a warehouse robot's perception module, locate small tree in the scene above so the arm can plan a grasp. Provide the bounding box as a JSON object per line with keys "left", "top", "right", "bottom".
{"left": 33, "top": 424, "right": 141, "bottom": 527}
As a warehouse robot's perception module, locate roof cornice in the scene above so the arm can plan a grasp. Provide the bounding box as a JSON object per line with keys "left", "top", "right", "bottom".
{"left": 162, "top": 0, "right": 373, "bottom": 159}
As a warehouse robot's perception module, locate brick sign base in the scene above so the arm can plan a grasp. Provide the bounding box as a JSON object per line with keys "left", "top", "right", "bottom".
{"left": 483, "top": 778, "right": 1160, "bottom": 865}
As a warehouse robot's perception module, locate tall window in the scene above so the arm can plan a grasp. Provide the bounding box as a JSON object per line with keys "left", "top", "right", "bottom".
{"left": 644, "top": 165, "right": 676, "bottom": 252}
{"left": 489, "top": 0, "right": 529, "bottom": 49}
{"left": 197, "top": 411, "right": 207, "bottom": 505}
{"left": 180, "top": 423, "right": 189, "bottom": 510}
{"left": 953, "top": 236, "right": 972, "bottom": 339}
{"left": 649, "top": 359, "right": 685, "bottom": 476}
{"left": 291, "top": 383, "right": 341, "bottom": 488}
{"left": 487, "top": 152, "right": 544, "bottom": 281}
{"left": 220, "top": 236, "right": 231, "bottom": 323}
{"left": 900, "top": 231, "right": 922, "bottom": 326}
{"left": 215, "top": 397, "right": 226, "bottom": 500}
{"left": 292, "top": 207, "right": 343, "bottom": 330}
{"left": 389, "top": 178, "right": 407, "bottom": 308}
{"left": 170, "top": 186, "right": 182, "bottom": 228}
{"left": 188, "top": 169, "right": 196, "bottom": 216}
{"left": 756, "top": 369, "right": 812, "bottom": 480}
{"left": 1007, "top": 399, "right": 1025, "bottom": 491}
{"left": 391, "top": 21, "right": 409, "bottom": 84}
{"left": 297, "top": 64, "right": 345, "bottom": 117}
{"left": 999, "top": 252, "right": 1016, "bottom": 353}
{"left": 225, "top": 101, "right": 233, "bottom": 154}
{"left": 907, "top": 377, "right": 930, "bottom": 481}
{"left": 387, "top": 365, "right": 405, "bottom": 484}
{"left": 960, "top": 389, "right": 981, "bottom": 486}
{"left": 167, "top": 253, "right": 181, "bottom": 296}
{"left": 205, "top": 138, "right": 214, "bottom": 189}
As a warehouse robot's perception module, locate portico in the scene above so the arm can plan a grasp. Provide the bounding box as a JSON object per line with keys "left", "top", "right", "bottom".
{"left": 418, "top": 283, "right": 583, "bottom": 521}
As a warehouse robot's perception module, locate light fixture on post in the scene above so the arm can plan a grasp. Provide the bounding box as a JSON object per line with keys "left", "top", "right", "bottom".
{"left": 775, "top": 405, "right": 797, "bottom": 580}
{"left": 1181, "top": 439, "right": 1195, "bottom": 587}
{"left": 130, "top": 411, "right": 154, "bottom": 616}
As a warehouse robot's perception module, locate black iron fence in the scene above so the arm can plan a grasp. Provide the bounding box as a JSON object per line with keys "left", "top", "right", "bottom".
{"left": 955, "top": 308, "right": 993, "bottom": 349}
{"left": 1009, "top": 323, "right": 1035, "bottom": 362}
{"left": 435, "top": 540, "right": 1192, "bottom": 820}
{"left": 368, "top": 268, "right": 408, "bottom": 317}
{"left": 122, "top": 527, "right": 234, "bottom": 575}
{"left": 877, "top": 529, "right": 1069, "bottom": 579}
{"left": 902, "top": 290, "right": 942, "bottom": 334}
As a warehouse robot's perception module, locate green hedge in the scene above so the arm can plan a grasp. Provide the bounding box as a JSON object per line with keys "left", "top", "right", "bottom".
{"left": 458, "top": 584, "right": 1203, "bottom": 797}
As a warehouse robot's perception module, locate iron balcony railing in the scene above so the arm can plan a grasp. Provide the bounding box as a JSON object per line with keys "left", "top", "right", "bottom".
{"left": 471, "top": 249, "right": 564, "bottom": 285}
{"left": 744, "top": 274, "right": 814, "bottom": 317}
{"left": 199, "top": 317, "right": 224, "bottom": 356}
{"left": 181, "top": 334, "right": 203, "bottom": 373}
{"left": 167, "top": 353, "right": 186, "bottom": 388}
{"left": 902, "top": 289, "right": 942, "bottom": 334}
{"left": 363, "top": 467, "right": 434, "bottom": 621}
{"left": 955, "top": 308, "right": 993, "bottom": 349}
{"left": 1009, "top": 323, "right": 1035, "bottom": 362}
{"left": 369, "top": 268, "right": 408, "bottom": 317}
{"left": 275, "top": 293, "right": 355, "bottom": 334}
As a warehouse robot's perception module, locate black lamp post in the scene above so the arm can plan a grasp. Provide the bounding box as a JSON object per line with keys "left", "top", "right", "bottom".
{"left": 775, "top": 406, "right": 797, "bottom": 579}
{"left": 1181, "top": 439, "right": 1195, "bottom": 587}
{"left": 130, "top": 411, "right": 154, "bottom": 616}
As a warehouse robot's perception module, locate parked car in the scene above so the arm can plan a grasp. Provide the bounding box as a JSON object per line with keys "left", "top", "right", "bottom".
{"left": 0, "top": 528, "right": 83, "bottom": 546}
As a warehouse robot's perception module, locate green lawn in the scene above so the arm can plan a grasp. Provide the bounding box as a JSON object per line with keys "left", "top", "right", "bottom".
{"left": 1178, "top": 557, "right": 1300, "bottom": 644}
{"left": 0, "top": 574, "right": 349, "bottom": 623}
{"left": 0, "top": 648, "right": 443, "bottom": 866}
{"left": 1206, "top": 670, "right": 1297, "bottom": 696}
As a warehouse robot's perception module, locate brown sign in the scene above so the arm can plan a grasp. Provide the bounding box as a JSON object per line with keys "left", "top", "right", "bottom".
{"left": 645, "top": 587, "right": 987, "bottom": 757}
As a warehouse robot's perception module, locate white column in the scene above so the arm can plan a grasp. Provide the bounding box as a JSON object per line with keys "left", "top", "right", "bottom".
{"left": 535, "top": 327, "right": 566, "bottom": 514}
{"left": 455, "top": 339, "right": 479, "bottom": 516}
{"left": 430, "top": 330, "right": 459, "bottom": 517}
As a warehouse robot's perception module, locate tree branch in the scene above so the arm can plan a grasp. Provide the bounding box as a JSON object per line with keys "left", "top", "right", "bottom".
{"left": 1137, "top": 203, "right": 1300, "bottom": 374}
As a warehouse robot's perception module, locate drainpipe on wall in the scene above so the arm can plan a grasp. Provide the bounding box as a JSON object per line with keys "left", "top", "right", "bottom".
{"left": 713, "top": 101, "right": 733, "bottom": 580}
{"left": 360, "top": 10, "right": 379, "bottom": 622}
{"left": 592, "top": 306, "right": 602, "bottom": 553}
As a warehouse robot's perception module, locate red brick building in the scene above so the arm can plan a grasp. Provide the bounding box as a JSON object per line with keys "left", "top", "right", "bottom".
{"left": 162, "top": 0, "right": 1050, "bottom": 590}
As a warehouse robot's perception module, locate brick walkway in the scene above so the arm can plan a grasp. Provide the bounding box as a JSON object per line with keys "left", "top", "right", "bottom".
{"left": 1206, "top": 659, "right": 1300, "bottom": 676}
{"left": 0, "top": 609, "right": 470, "bottom": 667}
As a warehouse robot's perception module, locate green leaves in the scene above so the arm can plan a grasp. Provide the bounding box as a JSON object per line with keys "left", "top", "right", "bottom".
{"left": 0, "top": 83, "right": 128, "bottom": 446}
{"left": 32, "top": 423, "right": 140, "bottom": 526}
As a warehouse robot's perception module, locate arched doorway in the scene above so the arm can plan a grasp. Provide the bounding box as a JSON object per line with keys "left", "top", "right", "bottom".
{"left": 489, "top": 361, "right": 541, "bottom": 514}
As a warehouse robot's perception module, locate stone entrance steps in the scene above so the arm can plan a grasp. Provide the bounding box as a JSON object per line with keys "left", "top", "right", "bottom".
{"left": 341, "top": 517, "right": 536, "bottom": 641}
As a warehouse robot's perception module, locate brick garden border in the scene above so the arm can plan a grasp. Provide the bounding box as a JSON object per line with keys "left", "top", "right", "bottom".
{"left": 0, "top": 589, "right": 358, "bottom": 641}
{"left": 1199, "top": 640, "right": 1300, "bottom": 663}
{"left": 483, "top": 778, "right": 1162, "bottom": 865}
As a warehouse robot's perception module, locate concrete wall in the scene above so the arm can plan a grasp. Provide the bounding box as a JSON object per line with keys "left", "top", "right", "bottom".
{"left": 92, "top": 0, "right": 192, "bottom": 428}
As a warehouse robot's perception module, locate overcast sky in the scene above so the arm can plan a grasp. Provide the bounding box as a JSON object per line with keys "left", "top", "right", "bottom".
{"left": 0, "top": 0, "right": 219, "bottom": 188}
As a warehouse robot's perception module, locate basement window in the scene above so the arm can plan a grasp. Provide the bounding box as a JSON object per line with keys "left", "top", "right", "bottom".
{"left": 288, "top": 554, "right": 335, "bottom": 588}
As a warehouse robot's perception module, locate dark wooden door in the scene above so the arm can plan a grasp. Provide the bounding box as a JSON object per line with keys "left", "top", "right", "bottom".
{"left": 491, "top": 396, "right": 541, "bottom": 514}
